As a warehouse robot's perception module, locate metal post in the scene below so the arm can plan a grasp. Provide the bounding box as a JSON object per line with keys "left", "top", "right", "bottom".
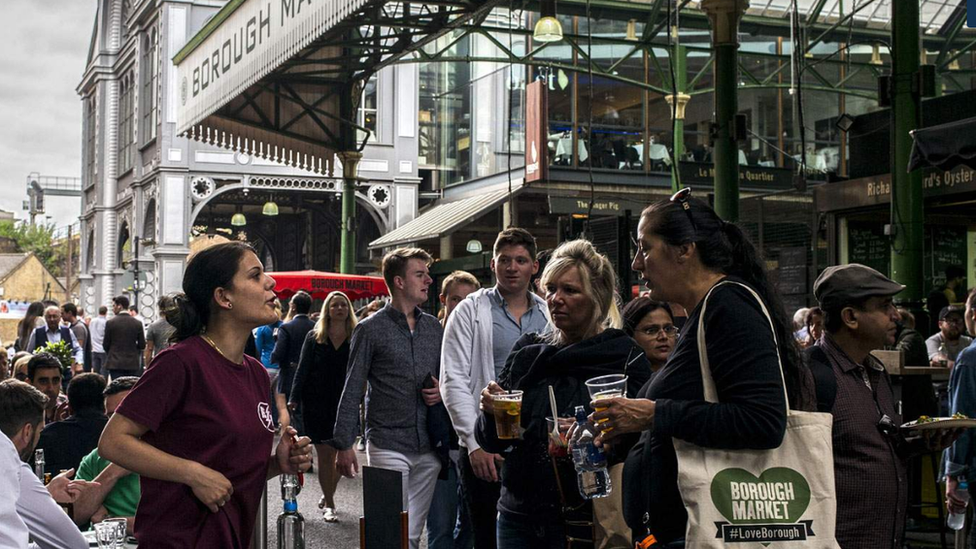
{"left": 253, "top": 484, "right": 268, "bottom": 549}
{"left": 666, "top": 42, "right": 690, "bottom": 192}
{"left": 702, "top": 0, "right": 748, "bottom": 222}
{"left": 338, "top": 151, "right": 362, "bottom": 275}
{"left": 889, "top": 0, "right": 923, "bottom": 305}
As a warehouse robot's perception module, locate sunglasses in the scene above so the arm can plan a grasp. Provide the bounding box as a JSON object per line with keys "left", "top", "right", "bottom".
{"left": 669, "top": 187, "right": 698, "bottom": 235}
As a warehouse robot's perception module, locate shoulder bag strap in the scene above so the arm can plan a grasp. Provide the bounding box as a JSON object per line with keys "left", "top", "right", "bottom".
{"left": 695, "top": 281, "right": 789, "bottom": 412}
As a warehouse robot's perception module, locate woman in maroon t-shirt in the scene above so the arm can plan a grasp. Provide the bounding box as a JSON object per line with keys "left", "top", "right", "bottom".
{"left": 99, "top": 242, "right": 313, "bottom": 548}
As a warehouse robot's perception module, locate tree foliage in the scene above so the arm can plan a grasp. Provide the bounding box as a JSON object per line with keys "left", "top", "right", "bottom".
{"left": 0, "top": 220, "right": 64, "bottom": 277}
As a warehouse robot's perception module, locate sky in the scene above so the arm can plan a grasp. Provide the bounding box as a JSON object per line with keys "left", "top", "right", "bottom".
{"left": 0, "top": 1, "right": 97, "bottom": 226}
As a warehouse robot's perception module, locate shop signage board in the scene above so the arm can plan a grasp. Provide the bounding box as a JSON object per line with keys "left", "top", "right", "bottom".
{"left": 525, "top": 80, "right": 548, "bottom": 183}
{"left": 678, "top": 162, "right": 795, "bottom": 191}
{"left": 816, "top": 164, "right": 976, "bottom": 211}
{"left": 174, "top": 0, "right": 369, "bottom": 134}
{"left": 548, "top": 196, "right": 645, "bottom": 217}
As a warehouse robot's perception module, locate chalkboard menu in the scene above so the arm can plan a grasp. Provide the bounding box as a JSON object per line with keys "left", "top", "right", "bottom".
{"left": 776, "top": 247, "right": 808, "bottom": 295}
{"left": 923, "top": 226, "right": 968, "bottom": 292}
{"left": 848, "top": 223, "right": 890, "bottom": 275}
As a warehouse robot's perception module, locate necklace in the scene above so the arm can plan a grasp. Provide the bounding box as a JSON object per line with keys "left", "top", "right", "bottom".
{"left": 201, "top": 334, "right": 237, "bottom": 363}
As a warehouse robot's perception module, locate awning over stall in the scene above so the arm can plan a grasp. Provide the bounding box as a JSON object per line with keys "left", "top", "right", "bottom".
{"left": 268, "top": 271, "right": 388, "bottom": 301}
{"left": 369, "top": 184, "right": 523, "bottom": 250}
{"left": 908, "top": 116, "right": 976, "bottom": 172}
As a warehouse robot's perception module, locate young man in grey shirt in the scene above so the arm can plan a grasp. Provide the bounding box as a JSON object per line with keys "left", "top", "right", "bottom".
{"left": 440, "top": 228, "right": 549, "bottom": 548}
{"left": 332, "top": 248, "right": 443, "bottom": 549}
{"left": 143, "top": 296, "right": 176, "bottom": 368}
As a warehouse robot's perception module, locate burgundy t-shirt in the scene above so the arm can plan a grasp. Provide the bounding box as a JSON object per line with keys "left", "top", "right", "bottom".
{"left": 116, "top": 336, "right": 275, "bottom": 548}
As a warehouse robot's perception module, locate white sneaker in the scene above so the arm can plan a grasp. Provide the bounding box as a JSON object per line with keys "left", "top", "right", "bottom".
{"left": 323, "top": 508, "right": 339, "bottom": 522}
{"left": 355, "top": 438, "right": 366, "bottom": 452}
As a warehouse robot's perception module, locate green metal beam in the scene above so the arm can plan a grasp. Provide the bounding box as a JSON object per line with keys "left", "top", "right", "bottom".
{"left": 936, "top": 13, "right": 966, "bottom": 66}
{"left": 889, "top": 0, "right": 924, "bottom": 305}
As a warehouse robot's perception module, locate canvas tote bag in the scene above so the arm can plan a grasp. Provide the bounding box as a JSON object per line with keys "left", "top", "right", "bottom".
{"left": 673, "top": 281, "right": 839, "bottom": 548}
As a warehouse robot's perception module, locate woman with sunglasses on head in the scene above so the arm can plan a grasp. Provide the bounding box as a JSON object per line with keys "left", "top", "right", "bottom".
{"left": 476, "top": 239, "right": 651, "bottom": 549}
{"left": 99, "top": 242, "right": 313, "bottom": 548}
{"left": 621, "top": 297, "right": 677, "bottom": 373}
{"left": 598, "top": 189, "right": 814, "bottom": 548}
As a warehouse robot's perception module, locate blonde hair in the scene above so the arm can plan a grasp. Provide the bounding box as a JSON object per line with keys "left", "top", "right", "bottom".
{"left": 440, "top": 270, "right": 481, "bottom": 296}
{"left": 540, "top": 239, "right": 621, "bottom": 346}
{"left": 313, "top": 291, "right": 359, "bottom": 345}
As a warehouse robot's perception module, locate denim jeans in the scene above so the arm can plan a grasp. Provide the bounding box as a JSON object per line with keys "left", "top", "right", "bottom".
{"left": 426, "top": 459, "right": 473, "bottom": 549}
{"left": 496, "top": 512, "right": 565, "bottom": 549}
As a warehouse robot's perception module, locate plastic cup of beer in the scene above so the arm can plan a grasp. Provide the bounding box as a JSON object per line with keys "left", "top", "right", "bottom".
{"left": 492, "top": 390, "right": 524, "bottom": 439}
{"left": 586, "top": 374, "right": 628, "bottom": 430}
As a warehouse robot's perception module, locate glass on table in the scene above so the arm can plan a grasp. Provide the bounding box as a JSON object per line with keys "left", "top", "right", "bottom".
{"left": 94, "top": 521, "right": 119, "bottom": 549}
{"left": 492, "top": 390, "right": 524, "bottom": 440}
{"left": 102, "top": 517, "right": 127, "bottom": 547}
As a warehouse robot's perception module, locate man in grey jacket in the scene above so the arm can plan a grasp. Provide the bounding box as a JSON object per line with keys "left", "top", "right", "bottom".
{"left": 439, "top": 228, "right": 549, "bottom": 548}
{"left": 332, "top": 248, "right": 443, "bottom": 549}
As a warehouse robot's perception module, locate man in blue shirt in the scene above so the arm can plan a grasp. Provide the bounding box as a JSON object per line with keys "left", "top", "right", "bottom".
{"left": 440, "top": 228, "right": 549, "bottom": 548}
{"left": 945, "top": 288, "right": 976, "bottom": 546}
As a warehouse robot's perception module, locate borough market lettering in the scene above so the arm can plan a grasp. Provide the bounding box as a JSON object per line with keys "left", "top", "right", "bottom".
{"left": 189, "top": 0, "right": 313, "bottom": 98}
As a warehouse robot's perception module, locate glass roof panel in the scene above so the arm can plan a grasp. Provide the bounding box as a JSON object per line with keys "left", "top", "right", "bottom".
{"left": 686, "top": 0, "right": 965, "bottom": 35}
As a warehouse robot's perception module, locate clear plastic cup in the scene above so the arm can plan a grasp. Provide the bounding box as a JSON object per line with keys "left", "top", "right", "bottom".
{"left": 492, "top": 390, "right": 524, "bottom": 439}
{"left": 546, "top": 416, "right": 573, "bottom": 458}
{"left": 586, "top": 374, "right": 627, "bottom": 430}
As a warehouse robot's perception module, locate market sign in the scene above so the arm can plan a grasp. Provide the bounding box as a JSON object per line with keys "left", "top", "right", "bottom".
{"left": 525, "top": 80, "right": 549, "bottom": 183}
{"left": 548, "top": 196, "right": 645, "bottom": 217}
{"left": 678, "top": 162, "right": 795, "bottom": 191}
{"left": 815, "top": 164, "right": 976, "bottom": 212}
{"left": 174, "top": 0, "right": 369, "bottom": 135}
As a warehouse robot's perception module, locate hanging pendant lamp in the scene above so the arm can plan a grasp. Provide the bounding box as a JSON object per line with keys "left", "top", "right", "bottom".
{"left": 533, "top": 0, "right": 563, "bottom": 43}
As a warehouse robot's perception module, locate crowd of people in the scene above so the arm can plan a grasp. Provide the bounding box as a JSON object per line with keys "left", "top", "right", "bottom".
{"left": 0, "top": 191, "right": 973, "bottom": 549}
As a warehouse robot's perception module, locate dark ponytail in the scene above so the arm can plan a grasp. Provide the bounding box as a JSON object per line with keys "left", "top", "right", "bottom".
{"left": 642, "top": 197, "right": 807, "bottom": 409}
{"left": 168, "top": 241, "right": 255, "bottom": 342}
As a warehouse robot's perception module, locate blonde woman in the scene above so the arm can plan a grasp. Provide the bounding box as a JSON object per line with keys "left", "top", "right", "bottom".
{"left": 288, "top": 291, "right": 358, "bottom": 522}
{"left": 476, "top": 239, "right": 651, "bottom": 548}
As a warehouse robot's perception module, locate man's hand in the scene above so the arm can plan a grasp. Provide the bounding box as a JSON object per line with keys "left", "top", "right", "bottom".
{"left": 187, "top": 462, "right": 233, "bottom": 513}
{"left": 336, "top": 448, "right": 359, "bottom": 479}
{"left": 275, "top": 426, "right": 312, "bottom": 475}
{"left": 90, "top": 506, "right": 110, "bottom": 525}
{"left": 46, "top": 468, "right": 99, "bottom": 503}
{"left": 947, "top": 475, "right": 970, "bottom": 515}
{"left": 480, "top": 381, "right": 505, "bottom": 413}
{"left": 71, "top": 362, "right": 83, "bottom": 375}
{"left": 422, "top": 376, "right": 442, "bottom": 407}
{"left": 915, "top": 427, "right": 964, "bottom": 452}
{"left": 469, "top": 448, "right": 503, "bottom": 483}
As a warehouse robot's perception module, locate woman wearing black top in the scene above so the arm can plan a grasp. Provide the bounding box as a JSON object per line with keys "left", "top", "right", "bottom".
{"left": 289, "top": 290, "right": 357, "bottom": 522}
{"left": 476, "top": 239, "right": 651, "bottom": 549}
{"left": 594, "top": 190, "right": 811, "bottom": 548}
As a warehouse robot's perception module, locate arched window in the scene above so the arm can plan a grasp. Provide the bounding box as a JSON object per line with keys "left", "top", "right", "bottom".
{"left": 143, "top": 199, "right": 156, "bottom": 244}
{"left": 117, "top": 221, "right": 131, "bottom": 269}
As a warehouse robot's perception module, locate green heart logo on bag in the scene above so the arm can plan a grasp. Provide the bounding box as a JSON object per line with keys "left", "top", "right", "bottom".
{"left": 709, "top": 468, "right": 815, "bottom": 544}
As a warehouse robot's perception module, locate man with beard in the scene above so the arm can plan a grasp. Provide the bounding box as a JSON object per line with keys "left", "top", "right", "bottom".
{"left": 926, "top": 306, "right": 972, "bottom": 368}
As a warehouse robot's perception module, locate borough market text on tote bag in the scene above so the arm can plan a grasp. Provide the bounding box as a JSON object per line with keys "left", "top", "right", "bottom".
{"left": 673, "top": 281, "right": 838, "bottom": 548}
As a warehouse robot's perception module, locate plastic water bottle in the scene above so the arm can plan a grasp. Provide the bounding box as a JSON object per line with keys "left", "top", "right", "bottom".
{"left": 277, "top": 474, "right": 305, "bottom": 549}
{"left": 948, "top": 476, "right": 970, "bottom": 531}
{"left": 34, "top": 449, "right": 45, "bottom": 481}
{"left": 569, "top": 405, "right": 611, "bottom": 499}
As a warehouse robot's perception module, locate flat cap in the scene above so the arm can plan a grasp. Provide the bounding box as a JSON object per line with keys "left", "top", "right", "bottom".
{"left": 813, "top": 264, "right": 905, "bottom": 310}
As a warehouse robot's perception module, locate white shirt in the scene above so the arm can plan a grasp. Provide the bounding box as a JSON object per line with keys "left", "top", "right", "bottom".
{"left": 0, "top": 431, "right": 29, "bottom": 548}
{"left": 26, "top": 326, "right": 84, "bottom": 365}
{"left": 1, "top": 431, "right": 87, "bottom": 549}
{"left": 89, "top": 316, "right": 107, "bottom": 353}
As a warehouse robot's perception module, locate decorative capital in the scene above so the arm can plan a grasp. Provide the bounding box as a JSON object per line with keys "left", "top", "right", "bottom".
{"left": 700, "top": 0, "right": 749, "bottom": 45}
{"left": 664, "top": 93, "right": 692, "bottom": 120}
{"left": 336, "top": 151, "right": 364, "bottom": 180}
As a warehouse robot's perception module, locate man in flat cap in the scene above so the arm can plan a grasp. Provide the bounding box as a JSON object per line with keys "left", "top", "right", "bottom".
{"left": 926, "top": 305, "right": 972, "bottom": 368}
{"left": 806, "top": 264, "right": 958, "bottom": 549}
